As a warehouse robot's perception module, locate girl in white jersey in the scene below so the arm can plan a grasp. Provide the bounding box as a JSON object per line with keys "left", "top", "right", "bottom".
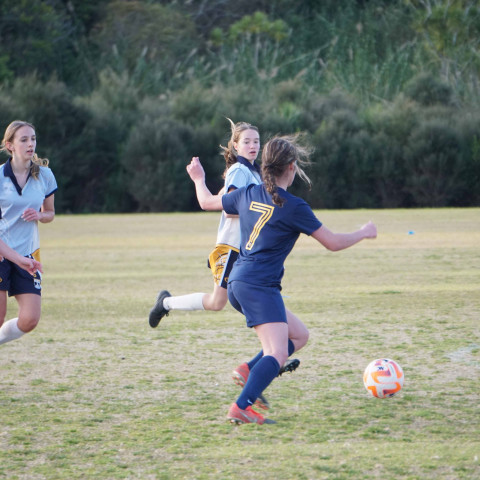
{"left": 0, "top": 121, "right": 57, "bottom": 346}
{"left": 149, "top": 119, "right": 261, "bottom": 323}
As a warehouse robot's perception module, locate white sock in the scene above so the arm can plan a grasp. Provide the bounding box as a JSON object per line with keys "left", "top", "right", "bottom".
{"left": 164, "top": 293, "right": 205, "bottom": 311}
{"left": 0, "top": 318, "right": 25, "bottom": 345}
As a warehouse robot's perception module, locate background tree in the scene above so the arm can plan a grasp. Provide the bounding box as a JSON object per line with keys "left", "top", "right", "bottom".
{"left": 0, "top": 0, "right": 478, "bottom": 212}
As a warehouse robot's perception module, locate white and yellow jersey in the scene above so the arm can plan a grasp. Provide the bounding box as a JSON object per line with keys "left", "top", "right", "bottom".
{"left": 216, "top": 156, "right": 262, "bottom": 249}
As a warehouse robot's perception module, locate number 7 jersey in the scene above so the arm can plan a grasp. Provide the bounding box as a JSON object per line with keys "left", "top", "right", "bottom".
{"left": 222, "top": 184, "right": 322, "bottom": 288}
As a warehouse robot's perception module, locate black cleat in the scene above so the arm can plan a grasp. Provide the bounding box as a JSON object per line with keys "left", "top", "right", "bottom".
{"left": 149, "top": 290, "right": 171, "bottom": 328}
{"left": 278, "top": 358, "right": 300, "bottom": 376}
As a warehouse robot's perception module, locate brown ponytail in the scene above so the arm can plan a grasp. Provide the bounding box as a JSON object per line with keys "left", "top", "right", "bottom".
{"left": 261, "top": 134, "right": 312, "bottom": 207}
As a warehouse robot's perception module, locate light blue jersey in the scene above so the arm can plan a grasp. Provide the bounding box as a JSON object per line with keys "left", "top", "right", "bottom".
{"left": 216, "top": 156, "right": 262, "bottom": 248}
{"left": 0, "top": 159, "right": 57, "bottom": 256}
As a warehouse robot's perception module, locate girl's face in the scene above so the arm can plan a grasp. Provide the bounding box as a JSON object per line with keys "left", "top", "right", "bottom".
{"left": 8, "top": 125, "right": 36, "bottom": 162}
{"left": 234, "top": 128, "right": 260, "bottom": 163}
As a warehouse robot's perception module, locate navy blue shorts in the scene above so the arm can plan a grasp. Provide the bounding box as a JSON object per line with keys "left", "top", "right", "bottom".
{"left": 228, "top": 280, "right": 287, "bottom": 328}
{"left": 0, "top": 257, "right": 42, "bottom": 297}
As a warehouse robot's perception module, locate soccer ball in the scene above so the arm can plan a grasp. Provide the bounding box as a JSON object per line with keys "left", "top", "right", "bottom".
{"left": 363, "top": 358, "right": 404, "bottom": 398}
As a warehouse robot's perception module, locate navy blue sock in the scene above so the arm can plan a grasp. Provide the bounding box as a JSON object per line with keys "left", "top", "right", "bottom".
{"left": 247, "top": 350, "right": 263, "bottom": 370}
{"left": 246, "top": 340, "right": 295, "bottom": 371}
{"left": 236, "top": 355, "right": 280, "bottom": 410}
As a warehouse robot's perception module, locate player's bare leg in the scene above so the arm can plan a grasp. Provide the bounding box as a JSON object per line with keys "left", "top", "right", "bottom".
{"left": 201, "top": 284, "right": 228, "bottom": 311}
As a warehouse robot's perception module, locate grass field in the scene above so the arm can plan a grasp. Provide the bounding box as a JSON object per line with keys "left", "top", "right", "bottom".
{"left": 0, "top": 208, "right": 479, "bottom": 480}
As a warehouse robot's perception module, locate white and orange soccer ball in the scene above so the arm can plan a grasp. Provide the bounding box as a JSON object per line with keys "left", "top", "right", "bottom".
{"left": 363, "top": 358, "right": 404, "bottom": 398}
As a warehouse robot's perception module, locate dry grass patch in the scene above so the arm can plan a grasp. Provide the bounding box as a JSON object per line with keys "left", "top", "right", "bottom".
{"left": 0, "top": 209, "right": 478, "bottom": 479}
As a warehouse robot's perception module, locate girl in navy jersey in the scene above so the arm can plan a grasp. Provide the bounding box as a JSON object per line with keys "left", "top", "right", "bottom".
{"left": 187, "top": 135, "right": 377, "bottom": 424}
{"left": 150, "top": 119, "right": 302, "bottom": 410}
{"left": 0, "top": 121, "right": 57, "bottom": 346}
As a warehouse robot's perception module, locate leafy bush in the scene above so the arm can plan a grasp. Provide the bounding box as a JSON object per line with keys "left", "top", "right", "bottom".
{"left": 120, "top": 102, "right": 195, "bottom": 212}
{"left": 90, "top": 1, "right": 198, "bottom": 72}
{"left": 0, "top": 75, "right": 90, "bottom": 212}
{"left": 1, "top": 1, "right": 479, "bottom": 211}
{"left": 303, "top": 97, "right": 379, "bottom": 209}
{"left": 404, "top": 72, "right": 455, "bottom": 106}
{"left": 404, "top": 117, "right": 465, "bottom": 206}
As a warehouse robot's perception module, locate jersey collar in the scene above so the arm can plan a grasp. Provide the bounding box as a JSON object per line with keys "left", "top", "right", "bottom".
{"left": 4, "top": 158, "right": 31, "bottom": 195}
{"left": 237, "top": 156, "right": 262, "bottom": 178}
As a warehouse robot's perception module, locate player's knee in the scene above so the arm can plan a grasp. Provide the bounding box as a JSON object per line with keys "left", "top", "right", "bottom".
{"left": 209, "top": 303, "right": 224, "bottom": 312}
{"left": 294, "top": 327, "right": 309, "bottom": 350}
{"left": 301, "top": 327, "right": 310, "bottom": 346}
{"left": 206, "top": 297, "right": 227, "bottom": 312}
{"left": 18, "top": 315, "right": 40, "bottom": 333}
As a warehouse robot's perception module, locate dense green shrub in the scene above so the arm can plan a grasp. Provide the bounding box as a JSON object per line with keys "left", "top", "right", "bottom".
{"left": 0, "top": 75, "right": 90, "bottom": 212}
{"left": 0, "top": 1, "right": 479, "bottom": 211}
{"left": 0, "top": 0, "right": 93, "bottom": 87}
{"left": 364, "top": 100, "right": 417, "bottom": 207}
{"left": 404, "top": 73, "right": 455, "bottom": 107}
{"left": 404, "top": 118, "right": 465, "bottom": 206}
{"left": 120, "top": 103, "right": 195, "bottom": 212}
{"left": 306, "top": 105, "right": 379, "bottom": 209}
{"left": 90, "top": 1, "right": 198, "bottom": 72}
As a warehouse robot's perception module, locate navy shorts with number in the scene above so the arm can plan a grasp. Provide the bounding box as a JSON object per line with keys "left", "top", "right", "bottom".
{"left": 228, "top": 280, "right": 287, "bottom": 328}
{"left": 0, "top": 257, "right": 42, "bottom": 297}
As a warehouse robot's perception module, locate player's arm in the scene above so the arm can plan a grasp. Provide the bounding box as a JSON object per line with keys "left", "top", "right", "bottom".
{"left": 186, "top": 157, "right": 223, "bottom": 211}
{"left": 39, "top": 194, "right": 55, "bottom": 223}
{"left": 217, "top": 186, "right": 238, "bottom": 217}
{"left": 0, "top": 241, "right": 43, "bottom": 275}
{"left": 311, "top": 221, "right": 377, "bottom": 251}
{"left": 224, "top": 186, "right": 239, "bottom": 218}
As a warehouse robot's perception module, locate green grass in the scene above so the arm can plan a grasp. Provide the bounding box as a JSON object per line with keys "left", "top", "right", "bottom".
{"left": 0, "top": 209, "right": 479, "bottom": 479}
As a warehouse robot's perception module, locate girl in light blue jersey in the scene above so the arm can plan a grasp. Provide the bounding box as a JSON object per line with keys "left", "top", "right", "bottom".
{"left": 149, "top": 119, "right": 261, "bottom": 325}
{"left": 0, "top": 121, "right": 57, "bottom": 346}
{"left": 187, "top": 135, "right": 377, "bottom": 425}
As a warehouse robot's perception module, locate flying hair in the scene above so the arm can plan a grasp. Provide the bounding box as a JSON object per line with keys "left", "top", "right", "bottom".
{"left": 261, "top": 134, "right": 312, "bottom": 207}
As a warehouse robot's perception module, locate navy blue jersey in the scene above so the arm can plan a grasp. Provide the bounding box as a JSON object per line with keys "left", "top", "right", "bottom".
{"left": 222, "top": 184, "right": 322, "bottom": 287}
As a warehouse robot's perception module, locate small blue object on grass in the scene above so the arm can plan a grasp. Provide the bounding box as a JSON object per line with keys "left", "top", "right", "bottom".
{"left": 408, "top": 231, "right": 415, "bottom": 235}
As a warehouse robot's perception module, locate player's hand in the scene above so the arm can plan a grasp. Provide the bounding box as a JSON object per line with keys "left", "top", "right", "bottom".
{"left": 21, "top": 208, "right": 41, "bottom": 222}
{"left": 361, "top": 221, "right": 377, "bottom": 239}
{"left": 186, "top": 157, "right": 206, "bottom": 183}
{"left": 19, "top": 257, "right": 43, "bottom": 276}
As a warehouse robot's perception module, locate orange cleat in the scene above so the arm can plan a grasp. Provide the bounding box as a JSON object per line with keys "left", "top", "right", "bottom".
{"left": 227, "top": 403, "right": 276, "bottom": 425}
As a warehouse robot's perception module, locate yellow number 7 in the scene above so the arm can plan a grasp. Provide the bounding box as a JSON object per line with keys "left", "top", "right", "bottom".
{"left": 246, "top": 202, "right": 274, "bottom": 250}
